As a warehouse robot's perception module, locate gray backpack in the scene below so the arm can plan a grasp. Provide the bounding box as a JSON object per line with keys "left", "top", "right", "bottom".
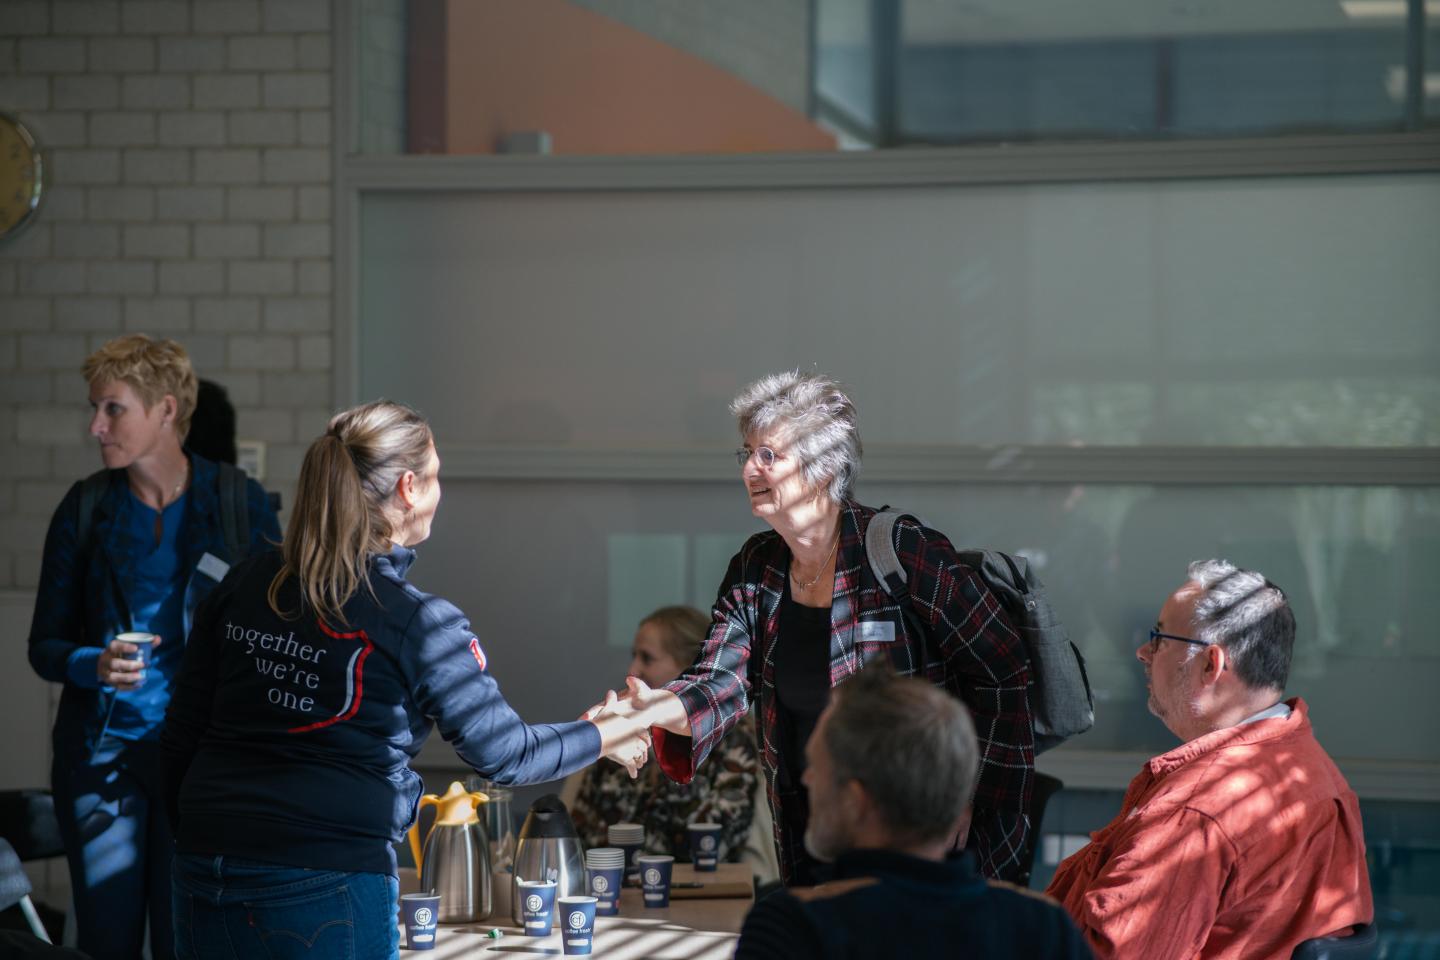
{"left": 864, "top": 510, "right": 1094, "bottom": 754}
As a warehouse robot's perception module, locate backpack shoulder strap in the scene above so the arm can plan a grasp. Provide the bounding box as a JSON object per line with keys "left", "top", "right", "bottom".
{"left": 76, "top": 469, "right": 113, "bottom": 554}
{"left": 863, "top": 508, "right": 933, "bottom": 678}
{"left": 864, "top": 509, "right": 908, "bottom": 598}
{"left": 216, "top": 462, "right": 249, "bottom": 562}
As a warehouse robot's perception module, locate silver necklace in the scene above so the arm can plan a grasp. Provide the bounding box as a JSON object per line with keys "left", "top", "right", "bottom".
{"left": 790, "top": 530, "right": 840, "bottom": 590}
{"left": 165, "top": 461, "right": 189, "bottom": 507}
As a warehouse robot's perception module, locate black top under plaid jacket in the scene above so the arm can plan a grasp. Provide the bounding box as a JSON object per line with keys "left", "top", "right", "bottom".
{"left": 654, "top": 499, "right": 1034, "bottom": 883}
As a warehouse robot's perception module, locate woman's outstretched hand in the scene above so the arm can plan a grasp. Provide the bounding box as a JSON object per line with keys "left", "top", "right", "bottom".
{"left": 583, "top": 676, "right": 691, "bottom": 739}
{"left": 588, "top": 711, "right": 652, "bottom": 778}
{"left": 581, "top": 687, "right": 621, "bottom": 722}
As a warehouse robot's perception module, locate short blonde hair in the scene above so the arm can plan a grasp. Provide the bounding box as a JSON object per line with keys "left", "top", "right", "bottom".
{"left": 83, "top": 335, "right": 198, "bottom": 439}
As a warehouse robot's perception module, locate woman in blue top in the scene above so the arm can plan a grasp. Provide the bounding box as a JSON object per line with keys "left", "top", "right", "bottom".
{"left": 27, "top": 335, "right": 281, "bottom": 960}
{"left": 162, "top": 400, "right": 651, "bottom": 960}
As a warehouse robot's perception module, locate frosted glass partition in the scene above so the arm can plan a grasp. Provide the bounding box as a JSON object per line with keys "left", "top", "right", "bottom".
{"left": 359, "top": 174, "right": 1440, "bottom": 448}
{"left": 411, "top": 478, "right": 1439, "bottom": 767}
{"left": 358, "top": 171, "right": 1439, "bottom": 775}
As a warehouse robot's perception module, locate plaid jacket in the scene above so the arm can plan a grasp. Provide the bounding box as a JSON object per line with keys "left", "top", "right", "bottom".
{"left": 655, "top": 499, "right": 1034, "bottom": 883}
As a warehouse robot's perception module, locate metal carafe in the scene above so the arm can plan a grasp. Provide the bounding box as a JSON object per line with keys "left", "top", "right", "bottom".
{"left": 406, "top": 781, "right": 492, "bottom": 923}
{"left": 510, "top": 794, "right": 586, "bottom": 927}
{"left": 466, "top": 777, "right": 517, "bottom": 871}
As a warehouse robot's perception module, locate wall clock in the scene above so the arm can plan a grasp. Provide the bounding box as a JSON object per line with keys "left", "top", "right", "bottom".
{"left": 0, "top": 112, "right": 45, "bottom": 243}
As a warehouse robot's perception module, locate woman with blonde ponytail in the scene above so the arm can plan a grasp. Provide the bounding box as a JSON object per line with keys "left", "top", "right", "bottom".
{"left": 162, "top": 401, "right": 651, "bottom": 960}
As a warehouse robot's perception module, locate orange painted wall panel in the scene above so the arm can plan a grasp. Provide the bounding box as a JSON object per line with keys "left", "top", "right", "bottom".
{"left": 411, "top": 0, "right": 834, "bottom": 155}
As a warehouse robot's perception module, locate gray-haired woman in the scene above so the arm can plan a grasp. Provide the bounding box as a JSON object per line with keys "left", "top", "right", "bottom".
{"left": 592, "top": 371, "right": 1036, "bottom": 885}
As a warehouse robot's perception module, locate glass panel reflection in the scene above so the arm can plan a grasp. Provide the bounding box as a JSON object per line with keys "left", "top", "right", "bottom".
{"left": 356, "top": 0, "right": 1436, "bottom": 155}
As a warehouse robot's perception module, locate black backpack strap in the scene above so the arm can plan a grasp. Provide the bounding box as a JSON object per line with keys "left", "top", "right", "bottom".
{"left": 216, "top": 462, "right": 249, "bottom": 562}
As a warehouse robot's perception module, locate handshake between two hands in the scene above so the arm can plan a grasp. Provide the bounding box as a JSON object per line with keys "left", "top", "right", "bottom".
{"left": 583, "top": 676, "right": 664, "bottom": 780}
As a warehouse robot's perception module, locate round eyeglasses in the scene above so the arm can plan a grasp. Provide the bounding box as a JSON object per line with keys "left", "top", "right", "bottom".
{"left": 735, "top": 446, "right": 779, "bottom": 468}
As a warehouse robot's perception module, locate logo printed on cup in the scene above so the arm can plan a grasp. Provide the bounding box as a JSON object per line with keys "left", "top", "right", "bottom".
{"left": 525, "top": 894, "right": 542, "bottom": 912}
{"left": 569, "top": 911, "right": 585, "bottom": 930}
{"left": 700, "top": 835, "right": 716, "bottom": 851}
{"left": 592, "top": 875, "right": 608, "bottom": 893}
{"left": 116, "top": 632, "right": 159, "bottom": 664}
{"left": 644, "top": 868, "right": 661, "bottom": 885}
{"left": 401, "top": 892, "right": 442, "bottom": 951}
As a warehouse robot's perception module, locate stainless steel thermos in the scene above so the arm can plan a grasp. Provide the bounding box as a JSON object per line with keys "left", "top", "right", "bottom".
{"left": 510, "top": 794, "right": 587, "bottom": 927}
{"left": 407, "top": 782, "right": 493, "bottom": 923}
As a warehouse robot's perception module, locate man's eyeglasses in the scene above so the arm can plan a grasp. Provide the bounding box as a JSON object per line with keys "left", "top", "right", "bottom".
{"left": 735, "top": 446, "right": 779, "bottom": 468}
{"left": 1147, "top": 628, "right": 1210, "bottom": 653}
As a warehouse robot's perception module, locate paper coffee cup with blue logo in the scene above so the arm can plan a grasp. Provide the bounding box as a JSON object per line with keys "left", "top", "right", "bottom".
{"left": 558, "top": 896, "right": 597, "bottom": 956}
{"left": 687, "top": 822, "right": 722, "bottom": 872}
{"left": 584, "top": 847, "right": 625, "bottom": 916}
{"left": 116, "top": 631, "right": 159, "bottom": 668}
{"left": 636, "top": 854, "right": 674, "bottom": 908}
{"left": 400, "top": 893, "right": 440, "bottom": 950}
{"left": 518, "top": 879, "right": 557, "bottom": 936}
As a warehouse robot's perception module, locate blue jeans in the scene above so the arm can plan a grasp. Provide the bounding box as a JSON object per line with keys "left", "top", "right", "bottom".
{"left": 172, "top": 854, "right": 399, "bottom": 960}
{"left": 52, "top": 735, "right": 174, "bottom": 960}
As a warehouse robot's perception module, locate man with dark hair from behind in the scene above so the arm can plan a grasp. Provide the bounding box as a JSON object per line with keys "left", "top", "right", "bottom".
{"left": 185, "top": 379, "right": 238, "bottom": 466}
{"left": 734, "top": 666, "right": 1091, "bottom": 959}
{"left": 1047, "top": 560, "right": 1373, "bottom": 959}
{"left": 187, "top": 378, "right": 282, "bottom": 514}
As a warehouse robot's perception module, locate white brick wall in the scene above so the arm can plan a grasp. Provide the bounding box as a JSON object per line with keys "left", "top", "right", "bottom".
{"left": 0, "top": 0, "right": 333, "bottom": 590}
{"left": 89, "top": 37, "right": 157, "bottom": 73}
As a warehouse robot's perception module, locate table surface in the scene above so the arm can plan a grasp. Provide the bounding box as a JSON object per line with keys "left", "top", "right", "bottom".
{"left": 402, "top": 864, "right": 752, "bottom": 959}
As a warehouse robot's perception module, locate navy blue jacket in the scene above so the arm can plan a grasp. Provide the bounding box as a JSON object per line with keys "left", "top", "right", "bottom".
{"left": 161, "top": 545, "right": 602, "bottom": 876}
{"left": 735, "top": 849, "right": 1093, "bottom": 960}
{"left": 28, "top": 455, "right": 280, "bottom": 755}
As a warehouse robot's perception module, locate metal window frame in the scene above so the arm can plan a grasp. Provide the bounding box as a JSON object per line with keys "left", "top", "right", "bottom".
{"left": 426, "top": 445, "right": 1440, "bottom": 486}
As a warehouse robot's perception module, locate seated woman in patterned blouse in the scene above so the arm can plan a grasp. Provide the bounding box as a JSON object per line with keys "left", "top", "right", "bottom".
{"left": 567, "top": 606, "right": 761, "bottom": 866}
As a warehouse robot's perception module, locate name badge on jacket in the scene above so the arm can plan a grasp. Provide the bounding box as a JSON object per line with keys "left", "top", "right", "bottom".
{"left": 197, "top": 552, "right": 230, "bottom": 582}
{"left": 856, "top": 621, "right": 896, "bottom": 643}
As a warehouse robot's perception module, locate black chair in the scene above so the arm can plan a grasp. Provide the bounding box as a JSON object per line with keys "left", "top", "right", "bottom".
{"left": 1015, "top": 772, "right": 1065, "bottom": 887}
{"left": 1291, "top": 924, "right": 1379, "bottom": 960}
{"left": 0, "top": 791, "right": 64, "bottom": 865}
{"left": 0, "top": 789, "right": 66, "bottom": 945}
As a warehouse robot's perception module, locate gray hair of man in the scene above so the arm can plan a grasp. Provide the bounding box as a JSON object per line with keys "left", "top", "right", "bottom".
{"left": 729, "top": 370, "right": 863, "bottom": 503}
{"left": 823, "top": 666, "right": 979, "bottom": 846}
{"left": 1185, "top": 559, "right": 1295, "bottom": 692}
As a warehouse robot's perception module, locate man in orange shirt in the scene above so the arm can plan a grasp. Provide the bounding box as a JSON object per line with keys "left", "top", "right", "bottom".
{"left": 1046, "top": 560, "right": 1373, "bottom": 960}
